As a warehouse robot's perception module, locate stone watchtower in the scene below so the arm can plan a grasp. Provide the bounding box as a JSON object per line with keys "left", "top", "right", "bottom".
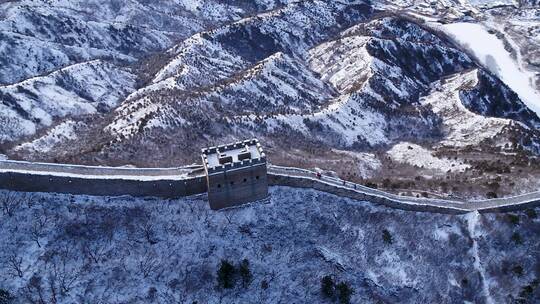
{"left": 201, "top": 139, "right": 269, "bottom": 210}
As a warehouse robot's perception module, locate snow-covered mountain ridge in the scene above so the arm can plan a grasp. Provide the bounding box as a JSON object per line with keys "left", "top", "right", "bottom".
{"left": 96, "top": 12, "right": 539, "bottom": 157}
{"left": 1, "top": 2, "right": 540, "bottom": 303}
{"left": 0, "top": 60, "right": 136, "bottom": 143}
{"left": 1, "top": 0, "right": 539, "bottom": 198}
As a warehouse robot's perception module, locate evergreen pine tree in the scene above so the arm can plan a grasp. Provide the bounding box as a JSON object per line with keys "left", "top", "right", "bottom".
{"left": 217, "top": 260, "right": 236, "bottom": 289}
{"left": 0, "top": 289, "right": 13, "bottom": 304}
{"left": 336, "top": 282, "right": 354, "bottom": 304}
{"left": 321, "top": 275, "right": 335, "bottom": 299}
{"left": 238, "top": 259, "right": 252, "bottom": 288}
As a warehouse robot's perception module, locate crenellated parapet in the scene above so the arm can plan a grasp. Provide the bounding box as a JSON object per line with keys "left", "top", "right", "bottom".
{"left": 201, "top": 138, "right": 269, "bottom": 210}
{"left": 201, "top": 138, "right": 267, "bottom": 175}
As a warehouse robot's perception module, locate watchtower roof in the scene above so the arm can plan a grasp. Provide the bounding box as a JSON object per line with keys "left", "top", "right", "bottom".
{"left": 201, "top": 139, "right": 266, "bottom": 173}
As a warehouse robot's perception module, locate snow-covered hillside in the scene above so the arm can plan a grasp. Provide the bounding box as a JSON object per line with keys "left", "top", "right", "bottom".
{"left": 0, "top": 187, "right": 539, "bottom": 303}
{"left": 1, "top": 0, "right": 539, "bottom": 197}
{"left": 1, "top": 1, "right": 540, "bottom": 303}
{"left": 442, "top": 22, "right": 540, "bottom": 116}
{"left": 0, "top": 0, "right": 296, "bottom": 84}
{"left": 0, "top": 0, "right": 301, "bottom": 143}
{"left": 107, "top": 52, "right": 337, "bottom": 140}
{"left": 0, "top": 60, "right": 136, "bottom": 143}
{"left": 420, "top": 70, "right": 522, "bottom": 149}
{"left": 96, "top": 13, "right": 540, "bottom": 158}
{"left": 14, "top": 120, "right": 86, "bottom": 154}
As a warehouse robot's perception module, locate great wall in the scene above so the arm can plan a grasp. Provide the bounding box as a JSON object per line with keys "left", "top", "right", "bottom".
{"left": 1, "top": 159, "right": 539, "bottom": 214}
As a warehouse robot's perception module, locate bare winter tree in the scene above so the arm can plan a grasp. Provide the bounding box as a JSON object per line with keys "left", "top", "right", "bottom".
{"left": 24, "top": 275, "right": 46, "bottom": 304}
{"left": 30, "top": 222, "right": 43, "bottom": 248}
{"left": 139, "top": 248, "right": 161, "bottom": 278}
{"left": 30, "top": 210, "right": 50, "bottom": 248}
{"left": 82, "top": 240, "right": 108, "bottom": 264}
{"left": 6, "top": 254, "right": 24, "bottom": 278}
{"left": 44, "top": 245, "right": 83, "bottom": 295}
{"left": 100, "top": 212, "right": 118, "bottom": 243}
{"left": 0, "top": 191, "right": 26, "bottom": 217}
{"left": 161, "top": 263, "right": 194, "bottom": 304}
{"left": 224, "top": 213, "right": 234, "bottom": 225}
{"left": 46, "top": 272, "right": 58, "bottom": 304}
{"left": 141, "top": 222, "right": 159, "bottom": 245}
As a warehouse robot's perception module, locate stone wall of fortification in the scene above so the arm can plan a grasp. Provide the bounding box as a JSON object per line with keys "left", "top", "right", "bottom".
{"left": 1, "top": 162, "right": 538, "bottom": 214}
{"left": 267, "top": 173, "right": 540, "bottom": 214}
{"left": 267, "top": 173, "right": 469, "bottom": 214}
{"left": 207, "top": 165, "right": 268, "bottom": 210}
{"left": 0, "top": 171, "right": 207, "bottom": 198}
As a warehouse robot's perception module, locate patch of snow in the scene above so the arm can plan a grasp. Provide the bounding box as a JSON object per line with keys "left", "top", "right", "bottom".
{"left": 387, "top": 142, "right": 470, "bottom": 173}
{"left": 316, "top": 246, "right": 346, "bottom": 271}
{"left": 465, "top": 211, "right": 495, "bottom": 304}
{"left": 307, "top": 36, "right": 372, "bottom": 94}
{"left": 152, "top": 34, "right": 246, "bottom": 87}
{"left": 0, "top": 160, "right": 191, "bottom": 181}
{"left": 420, "top": 70, "right": 513, "bottom": 148}
{"left": 331, "top": 149, "right": 382, "bottom": 178}
{"left": 15, "top": 121, "right": 85, "bottom": 153}
{"left": 467, "top": 0, "right": 516, "bottom": 7}
{"left": 433, "top": 224, "right": 462, "bottom": 241}
{"left": 215, "top": 52, "right": 332, "bottom": 112}
{"left": 265, "top": 93, "right": 389, "bottom": 146}
{"left": 106, "top": 97, "right": 185, "bottom": 139}
{"left": 0, "top": 109, "right": 37, "bottom": 142}
{"left": 0, "top": 168, "right": 189, "bottom": 181}
{"left": 258, "top": 36, "right": 390, "bottom": 147}
{"left": 374, "top": 250, "right": 416, "bottom": 288}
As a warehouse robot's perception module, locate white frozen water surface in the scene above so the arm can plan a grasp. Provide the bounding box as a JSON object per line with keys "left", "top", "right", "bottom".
{"left": 443, "top": 22, "right": 540, "bottom": 116}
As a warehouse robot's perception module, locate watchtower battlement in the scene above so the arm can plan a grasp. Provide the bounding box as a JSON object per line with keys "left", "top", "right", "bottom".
{"left": 202, "top": 139, "right": 266, "bottom": 174}
{"left": 202, "top": 139, "right": 269, "bottom": 210}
